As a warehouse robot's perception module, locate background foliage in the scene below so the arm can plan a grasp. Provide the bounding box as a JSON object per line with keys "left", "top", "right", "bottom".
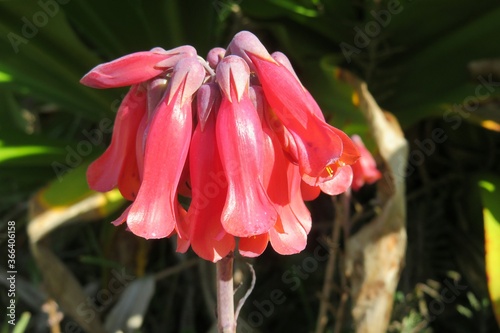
{"left": 0, "top": 0, "right": 499, "bottom": 332}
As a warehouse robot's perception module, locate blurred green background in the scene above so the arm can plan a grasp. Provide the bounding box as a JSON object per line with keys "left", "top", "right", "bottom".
{"left": 0, "top": 0, "right": 500, "bottom": 332}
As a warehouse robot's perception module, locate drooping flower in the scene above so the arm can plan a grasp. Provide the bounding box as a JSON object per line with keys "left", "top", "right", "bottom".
{"left": 86, "top": 84, "right": 146, "bottom": 201}
{"left": 81, "top": 31, "right": 360, "bottom": 262}
{"left": 350, "top": 135, "right": 382, "bottom": 191}
{"left": 80, "top": 46, "right": 197, "bottom": 88}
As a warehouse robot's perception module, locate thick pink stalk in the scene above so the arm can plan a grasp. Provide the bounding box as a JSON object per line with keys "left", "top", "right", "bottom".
{"left": 217, "top": 253, "right": 235, "bottom": 333}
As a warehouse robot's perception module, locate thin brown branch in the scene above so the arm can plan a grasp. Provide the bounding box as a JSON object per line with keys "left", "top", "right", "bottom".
{"left": 315, "top": 191, "right": 350, "bottom": 333}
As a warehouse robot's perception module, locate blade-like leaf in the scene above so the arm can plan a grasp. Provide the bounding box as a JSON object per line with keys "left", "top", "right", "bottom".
{"left": 104, "top": 275, "right": 156, "bottom": 333}
{"left": 478, "top": 175, "right": 500, "bottom": 328}
{"left": 0, "top": 0, "right": 120, "bottom": 120}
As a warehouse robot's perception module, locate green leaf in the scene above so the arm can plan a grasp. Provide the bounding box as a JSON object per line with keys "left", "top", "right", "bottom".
{"left": 0, "top": 0, "right": 119, "bottom": 121}
{"left": 0, "top": 145, "right": 64, "bottom": 165}
{"left": 478, "top": 175, "right": 500, "bottom": 328}
{"left": 12, "top": 312, "right": 31, "bottom": 333}
{"left": 33, "top": 160, "right": 124, "bottom": 214}
{"left": 365, "top": 0, "right": 500, "bottom": 126}
{"left": 104, "top": 276, "right": 156, "bottom": 333}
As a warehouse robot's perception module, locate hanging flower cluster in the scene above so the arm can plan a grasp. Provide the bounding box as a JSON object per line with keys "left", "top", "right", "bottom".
{"left": 81, "top": 31, "right": 359, "bottom": 262}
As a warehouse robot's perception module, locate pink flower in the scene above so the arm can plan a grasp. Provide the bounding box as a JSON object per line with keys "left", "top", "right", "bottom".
{"left": 350, "top": 135, "right": 382, "bottom": 191}
{"left": 80, "top": 46, "right": 196, "bottom": 88}
{"left": 81, "top": 31, "right": 360, "bottom": 262}
{"left": 86, "top": 84, "right": 146, "bottom": 201}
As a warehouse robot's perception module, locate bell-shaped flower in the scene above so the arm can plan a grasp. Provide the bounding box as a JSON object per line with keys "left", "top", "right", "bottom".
{"left": 125, "top": 58, "right": 205, "bottom": 239}
{"left": 350, "top": 135, "right": 382, "bottom": 191}
{"left": 187, "top": 87, "right": 235, "bottom": 262}
{"left": 263, "top": 119, "right": 310, "bottom": 255}
{"left": 86, "top": 84, "right": 146, "bottom": 201}
{"left": 82, "top": 31, "right": 361, "bottom": 262}
{"left": 215, "top": 56, "right": 278, "bottom": 238}
{"left": 251, "top": 86, "right": 311, "bottom": 255}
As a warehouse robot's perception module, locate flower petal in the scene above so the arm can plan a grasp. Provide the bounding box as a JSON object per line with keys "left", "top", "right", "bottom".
{"left": 246, "top": 51, "right": 310, "bottom": 126}
{"left": 264, "top": 123, "right": 312, "bottom": 245}
{"left": 207, "top": 47, "right": 226, "bottom": 69}
{"left": 216, "top": 95, "right": 277, "bottom": 237}
{"left": 301, "top": 181, "right": 321, "bottom": 201}
{"left": 117, "top": 145, "right": 141, "bottom": 201}
{"left": 265, "top": 107, "right": 299, "bottom": 163}
{"left": 86, "top": 85, "right": 146, "bottom": 200}
{"left": 177, "top": 154, "right": 192, "bottom": 198}
{"left": 241, "top": 53, "right": 348, "bottom": 178}
{"left": 81, "top": 51, "right": 172, "bottom": 88}
{"left": 175, "top": 204, "right": 191, "bottom": 253}
{"left": 135, "top": 113, "right": 148, "bottom": 181}
{"left": 126, "top": 95, "right": 192, "bottom": 239}
{"left": 166, "top": 57, "right": 206, "bottom": 105}
{"left": 226, "top": 31, "right": 276, "bottom": 71}
{"left": 196, "top": 83, "right": 220, "bottom": 131}
{"left": 262, "top": 107, "right": 289, "bottom": 207}
{"left": 147, "top": 78, "right": 168, "bottom": 117}
{"left": 216, "top": 55, "right": 250, "bottom": 103}
{"left": 331, "top": 127, "right": 360, "bottom": 165}
{"left": 288, "top": 164, "right": 312, "bottom": 234}
{"left": 153, "top": 45, "right": 197, "bottom": 69}
{"left": 350, "top": 135, "right": 381, "bottom": 191}
{"left": 271, "top": 51, "right": 301, "bottom": 85}
{"left": 126, "top": 58, "right": 205, "bottom": 239}
{"left": 269, "top": 208, "right": 307, "bottom": 255}
{"left": 111, "top": 205, "right": 132, "bottom": 226}
{"left": 319, "top": 165, "right": 353, "bottom": 196}
{"left": 239, "top": 234, "right": 269, "bottom": 258}
{"left": 188, "top": 114, "right": 235, "bottom": 262}
{"left": 290, "top": 113, "right": 344, "bottom": 178}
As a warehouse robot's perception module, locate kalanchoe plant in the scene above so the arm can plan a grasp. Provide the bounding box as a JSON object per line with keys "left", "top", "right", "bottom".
{"left": 81, "top": 31, "right": 360, "bottom": 332}
{"left": 81, "top": 31, "right": 360, "bottom": 261}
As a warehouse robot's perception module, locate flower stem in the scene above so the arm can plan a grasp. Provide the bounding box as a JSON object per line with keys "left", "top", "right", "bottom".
{"left": 217, "top": 252, "right": 235, "bottom": 333}
{"left": 315, "top": 190, "right": 351, "bottom": 333}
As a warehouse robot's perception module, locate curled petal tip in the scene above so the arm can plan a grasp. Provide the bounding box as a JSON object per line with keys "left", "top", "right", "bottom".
{"left": 216, "top": 55, "right": 250, "bottom": 102}
{"left": 154, "top": 45, "right": 197, "bottom": 69}
{"left": 271, "top": 51, "right": 301, "bottom": 83}
{"left": 319, "top": 165, "right": 353, "bottom": 195}
{"left": 207, "top": 47, "right": 226, "bottom": 69}
{"left": 149, "top": 46, "right": 166, "bottom": 53}
{"left": 80, "top": 46, "right": 197, "bottom": 89}
{"left": 249, "top": 85, "right": 265, "bottom": 118}
{"left": 167, "top": 57, "right": 206, "bottom": 105}
{"left": 227, "top": 31, "right": 276, "bottom": 69}
{"left": 80, "top": 51, "right": 171, "bottom": 88}
{"left": 197, "top": 83, "right": 220, "bottom": 131}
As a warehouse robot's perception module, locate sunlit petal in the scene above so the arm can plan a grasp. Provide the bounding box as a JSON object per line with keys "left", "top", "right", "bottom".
{"left": 86, "top": 85, "right": 146, "bottom": 200}
{"left": 239, "top": 234, "right": 269, "bottom": 257}
{"left": 188, "top": 114, "right": 235, "bottom": 262}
